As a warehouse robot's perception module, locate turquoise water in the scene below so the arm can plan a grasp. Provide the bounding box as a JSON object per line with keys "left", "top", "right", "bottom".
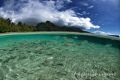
{"left": 0, "top": 33, "right": 120, "bottom": 80}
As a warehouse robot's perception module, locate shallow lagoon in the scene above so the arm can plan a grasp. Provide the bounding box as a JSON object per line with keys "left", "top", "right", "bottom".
{"left": 0, "top": 32, "right": 120, "bottom": 80}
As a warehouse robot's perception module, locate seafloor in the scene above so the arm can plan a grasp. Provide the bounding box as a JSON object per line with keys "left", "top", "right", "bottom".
{"left": 0, "top": 32, "right": 120, "bottom": 80}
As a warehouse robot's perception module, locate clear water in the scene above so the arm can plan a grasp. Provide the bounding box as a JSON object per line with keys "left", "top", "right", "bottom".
{"left": 0, "top": 33, "right": 120, "bottom": 80}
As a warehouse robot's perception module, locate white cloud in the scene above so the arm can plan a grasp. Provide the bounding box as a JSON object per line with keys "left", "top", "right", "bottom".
{"left": 77, "top": 12, "right": 83, "bottom": 15}
{"left": 66, "top": 0, "right": 72, "bottom": 3}
{"left": 83, "top": 3, "right": 89, "bottom": 6}
{"left": 0, "top": 0, "right": 100, "bottom": 30}
{"left": 93, "top": 31, "right": 113, "bottom": 35}
{"left": 81, "top": 11, "right": 90, "bottom": 15}
{"left": 88, "top": 5, "right": 94, "bottom": 9}
{"left": 82, "top": 11, "right": 87, "bottom": 15}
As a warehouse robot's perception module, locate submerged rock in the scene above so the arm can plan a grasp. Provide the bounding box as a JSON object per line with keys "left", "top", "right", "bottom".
{"left": 66, "top": 38, "right": 73, "bottom": 42}
{"left": 77, "top": 43, "right": 82, "bottom": 46}
{"left": 0, "top": 59, "right": 3, "bottom": 62}
{"left": 46, "top": 53, "right": 54, "bottom": 56}
{"left": 62, "top": 44, "right": 69, "bottom": 47}
{"left": 42, "top": 57, "right": 54, "bottom": 66}
{"left": 35, "top": 47, "right": 42, "bottom": 51}
{"left": 106, "top": 44, "right": 112, "bottom": 47}
{"left": 45, "top": 57, "right": 53, "bottom": 62}
{"left": 7, "top": 51, "right": 14, "bottom": 54}
{"left": 56, "top": 63, "right": 64, "bottom": 66}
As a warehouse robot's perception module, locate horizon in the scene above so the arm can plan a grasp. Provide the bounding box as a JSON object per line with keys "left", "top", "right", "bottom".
{"left": 0, "top": 0, "right": 120, "bottom": 35}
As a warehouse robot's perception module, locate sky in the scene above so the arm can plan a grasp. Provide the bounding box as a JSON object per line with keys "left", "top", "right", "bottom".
{"left": 0, "top": 0, "right": 120, "bottom": 35}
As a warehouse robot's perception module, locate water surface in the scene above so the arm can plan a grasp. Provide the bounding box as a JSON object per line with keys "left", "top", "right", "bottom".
{"left": 0, "top": 32, "right": 120, "bottom": 80}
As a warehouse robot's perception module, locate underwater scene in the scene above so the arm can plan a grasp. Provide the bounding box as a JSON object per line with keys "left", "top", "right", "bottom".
{"left": 0, "top": 33, "right": 120, "bottom": 80}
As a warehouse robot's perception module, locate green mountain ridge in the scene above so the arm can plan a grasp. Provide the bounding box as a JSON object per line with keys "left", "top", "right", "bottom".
{"left": 36, "top": 21, "right": 90, "bottom": 33}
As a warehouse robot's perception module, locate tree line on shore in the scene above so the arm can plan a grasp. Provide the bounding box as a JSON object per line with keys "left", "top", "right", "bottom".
{"left": 0, "top": 17, "right": 36, "bottom": 33}
{"left": 0, "top": 17, "right": 89, "bottom": 33}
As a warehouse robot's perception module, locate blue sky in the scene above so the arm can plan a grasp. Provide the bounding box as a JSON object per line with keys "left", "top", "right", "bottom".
{"left": 0, "top": 0, "right": 120, "bottom": 35}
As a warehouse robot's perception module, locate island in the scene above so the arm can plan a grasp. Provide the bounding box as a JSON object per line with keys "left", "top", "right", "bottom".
{"left": 0, "top": 17, "right": 89, "bottom": 33}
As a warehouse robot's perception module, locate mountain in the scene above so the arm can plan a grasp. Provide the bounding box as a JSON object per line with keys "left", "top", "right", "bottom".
{"left": 0, "top": 17, "right": 90, "bottom": 33}
{"left": 36, "top": 21, "right": 90, "bottom": 33}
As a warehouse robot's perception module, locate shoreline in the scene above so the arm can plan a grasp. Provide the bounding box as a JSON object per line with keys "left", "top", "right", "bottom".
{"left": 0, "top": 31, "right": 120, "bottom": 41}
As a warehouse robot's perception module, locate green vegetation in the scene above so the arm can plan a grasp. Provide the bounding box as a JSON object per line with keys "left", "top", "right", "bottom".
{"left": 0, "top": 17, "right": 36, "bottom": 33}
{"left": 0, "top": 17, "right": 89, "bottom": 33}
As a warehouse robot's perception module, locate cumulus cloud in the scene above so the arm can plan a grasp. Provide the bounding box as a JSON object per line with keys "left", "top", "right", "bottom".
{"left": 93, "top": 31, "right": 113, "bottom": 35}
{"left": 0, "top": 0, "right": 100, "bottom": 30}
